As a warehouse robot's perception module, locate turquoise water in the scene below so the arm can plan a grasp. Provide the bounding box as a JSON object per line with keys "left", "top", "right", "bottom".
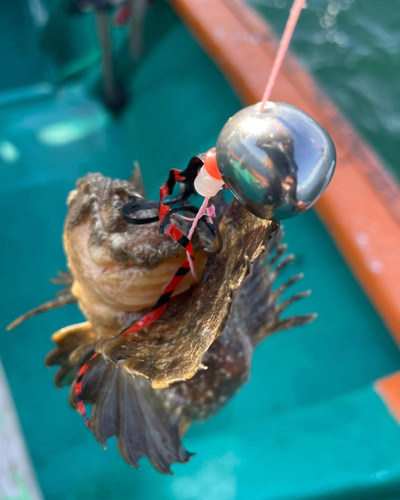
{"left": 248, "top": 0, "right": 400, "bottom": 183}
{"left": 1, "top": 1, "right": 400, "bottom": 499}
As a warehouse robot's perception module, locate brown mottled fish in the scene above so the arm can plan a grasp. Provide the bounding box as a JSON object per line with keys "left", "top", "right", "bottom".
{"left": 8, "top": 165, "right": 314, "bottom": 474}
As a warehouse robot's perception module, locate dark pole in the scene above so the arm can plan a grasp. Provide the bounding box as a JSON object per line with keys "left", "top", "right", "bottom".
{"left": 128, "top": 0, "right": 147, "bottom": 60}
{"left": 95, "top": 9, "right": 119, "bottom": 107}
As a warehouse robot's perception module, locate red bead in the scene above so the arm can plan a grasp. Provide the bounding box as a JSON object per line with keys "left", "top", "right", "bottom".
{"left": 204, "top": 148, "right": 222, "bottom": 181}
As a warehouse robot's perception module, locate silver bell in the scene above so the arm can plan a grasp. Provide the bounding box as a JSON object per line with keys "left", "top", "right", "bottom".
{"left": 216, "top": 102, "right": 336, "bottom": 220}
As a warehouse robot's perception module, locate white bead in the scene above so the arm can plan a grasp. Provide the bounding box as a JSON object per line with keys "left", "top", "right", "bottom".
{"left": 194, "top": 167, "right": 224, "bottom": 198}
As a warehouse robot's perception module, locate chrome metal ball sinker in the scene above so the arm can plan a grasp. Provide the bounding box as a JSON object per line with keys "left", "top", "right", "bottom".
{"left": 216, "top": 102, "right": 336, "bottom": 220}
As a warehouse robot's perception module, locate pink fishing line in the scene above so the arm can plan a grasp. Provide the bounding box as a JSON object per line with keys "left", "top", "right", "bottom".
{"left": 206, "top": 205, "right": 216, "bottom": 218}
{"left": 172, "top": 202, "right": 216, "bottom": 281}
{"left": 186, "top": 196, "right": 210, "bottom": 282}
{"left": 260, "top": 0, "right": 306, "bottom": 110}
{"left": 172, "top": 214, "right": 195, "bottom": 222}
{"left": 172, "top": 204, "right": 215, "bottom": 223}
{"left": 187, "top": 197, "right": 210, "bottom": 240}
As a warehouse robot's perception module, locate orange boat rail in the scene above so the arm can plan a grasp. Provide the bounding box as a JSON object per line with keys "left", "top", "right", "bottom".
{"left": 375, "top": 372, "right": 400, "bottom": 424}
{"left": 171, "top": 0, "right": 400, "bottom": 345}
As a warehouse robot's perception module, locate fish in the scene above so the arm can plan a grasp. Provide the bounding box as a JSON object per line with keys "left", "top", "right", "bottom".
{"left": 8, "top": 164, "right": 315, "bottom": 474}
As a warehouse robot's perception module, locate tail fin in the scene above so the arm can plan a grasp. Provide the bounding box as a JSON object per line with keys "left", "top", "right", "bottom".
{"left": 69, "top": 355, "right": 192, "bottom": 473}
{"left": 47, "top": 323, "right": 191, "bottom": 473}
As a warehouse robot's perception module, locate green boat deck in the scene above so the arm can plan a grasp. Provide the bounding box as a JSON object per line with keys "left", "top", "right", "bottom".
{"left": 1, "top": 2, "right": 400, "bottom": 499}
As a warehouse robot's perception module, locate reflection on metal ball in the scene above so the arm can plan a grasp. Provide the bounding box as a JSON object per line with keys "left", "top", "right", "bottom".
{"left": 216, "top": 102, "right": 336, "bottom": 220}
